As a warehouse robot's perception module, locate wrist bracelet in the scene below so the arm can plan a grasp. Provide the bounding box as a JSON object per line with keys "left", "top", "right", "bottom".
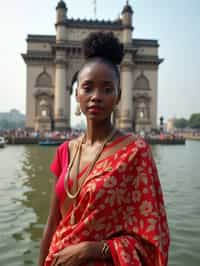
{"left": 101, "top": 241, "right": 110, "bottom": 259}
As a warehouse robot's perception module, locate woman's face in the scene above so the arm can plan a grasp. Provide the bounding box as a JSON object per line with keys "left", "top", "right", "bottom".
{"left": 76, "top": 62, "right": 120, "bottom": 121}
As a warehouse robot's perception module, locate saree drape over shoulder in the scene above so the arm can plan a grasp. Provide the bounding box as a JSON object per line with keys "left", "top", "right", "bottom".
{"left": 45, "top": 137, "right": 170, "bottom": 266}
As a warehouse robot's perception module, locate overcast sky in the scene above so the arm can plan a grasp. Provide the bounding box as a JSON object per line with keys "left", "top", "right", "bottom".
{"left": 0, "top": 0, "right": 199, "bottom": 124}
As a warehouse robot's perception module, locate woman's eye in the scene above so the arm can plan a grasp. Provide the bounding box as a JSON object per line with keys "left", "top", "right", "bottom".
{"left": 104, "top": 87, "right": 113, "bottom": 93}
{"left": 83, "top": 86, "right": 92, "bottom": 93}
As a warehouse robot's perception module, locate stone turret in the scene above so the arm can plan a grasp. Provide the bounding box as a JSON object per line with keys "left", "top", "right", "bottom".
{"left": 56, "top": 0, "right": 67, "bottom": 24}
{"left": 56, "top": 0, "right": 67, "bottom": 42}
{"left": 121, "top": 1, "right": 134, "bottom": 44}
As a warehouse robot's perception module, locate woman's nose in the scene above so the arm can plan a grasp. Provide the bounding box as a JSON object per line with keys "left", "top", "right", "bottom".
{"left": 91, "top": 89, "right": 102, "bottom": 102}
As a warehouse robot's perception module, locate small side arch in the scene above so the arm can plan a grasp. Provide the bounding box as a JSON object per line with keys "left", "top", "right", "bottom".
{"left": 134, "top": 73, "right": 150, "bottom": 90}
{"left": 35, "top": 71, "right": 53, "bottom": 88}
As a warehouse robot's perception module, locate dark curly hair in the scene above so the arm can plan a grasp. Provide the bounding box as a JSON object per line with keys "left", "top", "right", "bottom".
{"left": 83, "top": 31, "right": 124, "bottom": 65}
{"left": 76, "top": 31, "right": 124, "bottom": 87}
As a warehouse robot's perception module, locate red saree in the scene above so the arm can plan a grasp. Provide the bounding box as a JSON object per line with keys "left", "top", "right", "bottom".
{"left": 45, "top": 136, "right": 170, "bottom": 266}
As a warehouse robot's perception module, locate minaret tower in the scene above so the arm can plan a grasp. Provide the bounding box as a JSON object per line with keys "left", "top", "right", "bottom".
{"left": 56, "top": 0, "right": 67, "bottom": 42}
{"left": 122, "top": 0, "right": 133, "bottom": 43}
{"left": 118, "top": 1, "right": 134, "bottom": 131}
{"left": 54, "top": 0, "right": 70, "bottom": 130}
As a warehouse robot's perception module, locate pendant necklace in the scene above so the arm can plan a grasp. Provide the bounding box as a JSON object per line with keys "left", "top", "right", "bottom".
{"left": 64, "top": 128, "right": 116, "bottom": 225}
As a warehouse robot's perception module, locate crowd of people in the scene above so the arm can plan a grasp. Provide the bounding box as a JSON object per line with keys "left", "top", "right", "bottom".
{"left": 0, "top": 127, "right": 187, "bottom": 142}
{"left": 0, "top": 128, "right": 83, "bottom": 140}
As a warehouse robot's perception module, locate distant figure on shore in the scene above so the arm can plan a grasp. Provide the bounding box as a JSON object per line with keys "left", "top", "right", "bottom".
{"left": 39, "top": 32, "right": 170, "bottom": 266}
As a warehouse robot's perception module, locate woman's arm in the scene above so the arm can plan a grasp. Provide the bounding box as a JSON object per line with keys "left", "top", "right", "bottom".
{"left": 83, "top": 241, "right": 112, "bottom": 261}
{"left": 52, "top": 241, "right": 112, "bottom": 266}
{"left": 38, "top": 180, "right": 61, "bottom": 266}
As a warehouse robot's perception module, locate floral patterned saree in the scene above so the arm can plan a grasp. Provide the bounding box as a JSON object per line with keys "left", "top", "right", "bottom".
{"left": 45, "top": 137, "right": 170, "bottom": 266}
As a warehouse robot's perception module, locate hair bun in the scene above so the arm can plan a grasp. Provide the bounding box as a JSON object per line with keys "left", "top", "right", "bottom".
{"left": 83, "top": 32, "right": 124, "bottom": 65}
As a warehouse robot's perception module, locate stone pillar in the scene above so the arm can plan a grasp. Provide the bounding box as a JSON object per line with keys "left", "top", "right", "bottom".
{"left": 54, "top": 49, "right": 68, "bottom": 130}
{"left": 54, "top": 1, "right": 69, "bottom": 130}
{"left": 118, "top": 2, "right": 134, "bottom": 131}
{"left": 118, "top": 52, "right": 134, "bottom": 131}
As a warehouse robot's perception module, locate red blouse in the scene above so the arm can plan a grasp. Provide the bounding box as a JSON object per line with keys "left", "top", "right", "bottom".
{"left": 50, "top": 135, "right": 131, "bottom": 205}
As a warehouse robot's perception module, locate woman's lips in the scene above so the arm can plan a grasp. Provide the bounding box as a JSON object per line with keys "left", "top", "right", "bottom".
{"left": 88, "top": 106, "right": 103, "bottom": 113}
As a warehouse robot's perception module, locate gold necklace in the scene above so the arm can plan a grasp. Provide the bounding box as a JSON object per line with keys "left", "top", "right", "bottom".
{"left": 64, "top": 128, "right": 116, "bottom": 225}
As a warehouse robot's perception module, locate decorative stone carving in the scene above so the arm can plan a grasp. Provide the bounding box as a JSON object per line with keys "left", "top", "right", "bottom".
{"left": 134, "top": 73, "right": 150, "bottom": 90}
{"left": 33, "top": 87, "right": 53, "bottom": 97}
{"left": 35, "top": 71, "right": 53, "bottom": 88}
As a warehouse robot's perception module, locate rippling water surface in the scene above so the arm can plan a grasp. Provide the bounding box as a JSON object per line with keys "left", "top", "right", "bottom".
{"left": 0, "top": 141, "right": 200, "bottom": 265}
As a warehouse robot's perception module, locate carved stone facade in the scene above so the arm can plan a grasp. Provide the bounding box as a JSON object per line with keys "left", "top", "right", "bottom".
{"left": 22, "top": 0, "right": 163, "bottom": 132}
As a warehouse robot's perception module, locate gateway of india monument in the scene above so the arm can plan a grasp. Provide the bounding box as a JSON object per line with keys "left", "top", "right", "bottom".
{"left": 22, "top": 0, "right": 163, "bottom": 133}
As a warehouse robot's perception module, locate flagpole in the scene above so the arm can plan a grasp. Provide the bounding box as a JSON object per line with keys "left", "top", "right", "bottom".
{"left": 93, "top": 0, "right": 96, "bottom": 19}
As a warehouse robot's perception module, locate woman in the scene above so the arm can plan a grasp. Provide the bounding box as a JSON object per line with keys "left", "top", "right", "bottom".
{"left": 39, "top": 32, "right": 170, "bottom": 266}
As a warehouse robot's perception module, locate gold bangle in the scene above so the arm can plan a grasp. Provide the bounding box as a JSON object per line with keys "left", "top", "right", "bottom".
{"left": 101, "top": 241, "right": 110, "bottom": 259}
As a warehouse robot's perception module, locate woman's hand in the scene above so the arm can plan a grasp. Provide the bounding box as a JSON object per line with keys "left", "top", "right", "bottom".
{"left": 51, "top": 242, "right": 90, "bottom": 266}
{"left": 51, "top": 241, "right": 106, "bottom": 266}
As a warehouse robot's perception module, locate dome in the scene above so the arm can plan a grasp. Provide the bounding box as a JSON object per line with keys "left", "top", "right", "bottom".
{"left": 56, "top": 0, "right": 67, "bottom": 10}
{"left": 122, "top": 1, "right": 133, "bottom": 14}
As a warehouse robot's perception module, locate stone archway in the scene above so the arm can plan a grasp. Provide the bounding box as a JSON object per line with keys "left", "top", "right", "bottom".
{"left": 34, "top": 93, "right": 54, "bottom": 131}
{"left": 34, "top": 71, "right": 54, "bottom": 131}
{"left": 133, "top": 93, "right": 151, "bottom": 133}
{"left": 133, "top": 73, "right": 152, "bottom": 133}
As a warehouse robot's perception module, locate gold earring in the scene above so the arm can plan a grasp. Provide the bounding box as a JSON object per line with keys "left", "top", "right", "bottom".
{"left": 75, "top": 103, "right": 81, "bottom": 116}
